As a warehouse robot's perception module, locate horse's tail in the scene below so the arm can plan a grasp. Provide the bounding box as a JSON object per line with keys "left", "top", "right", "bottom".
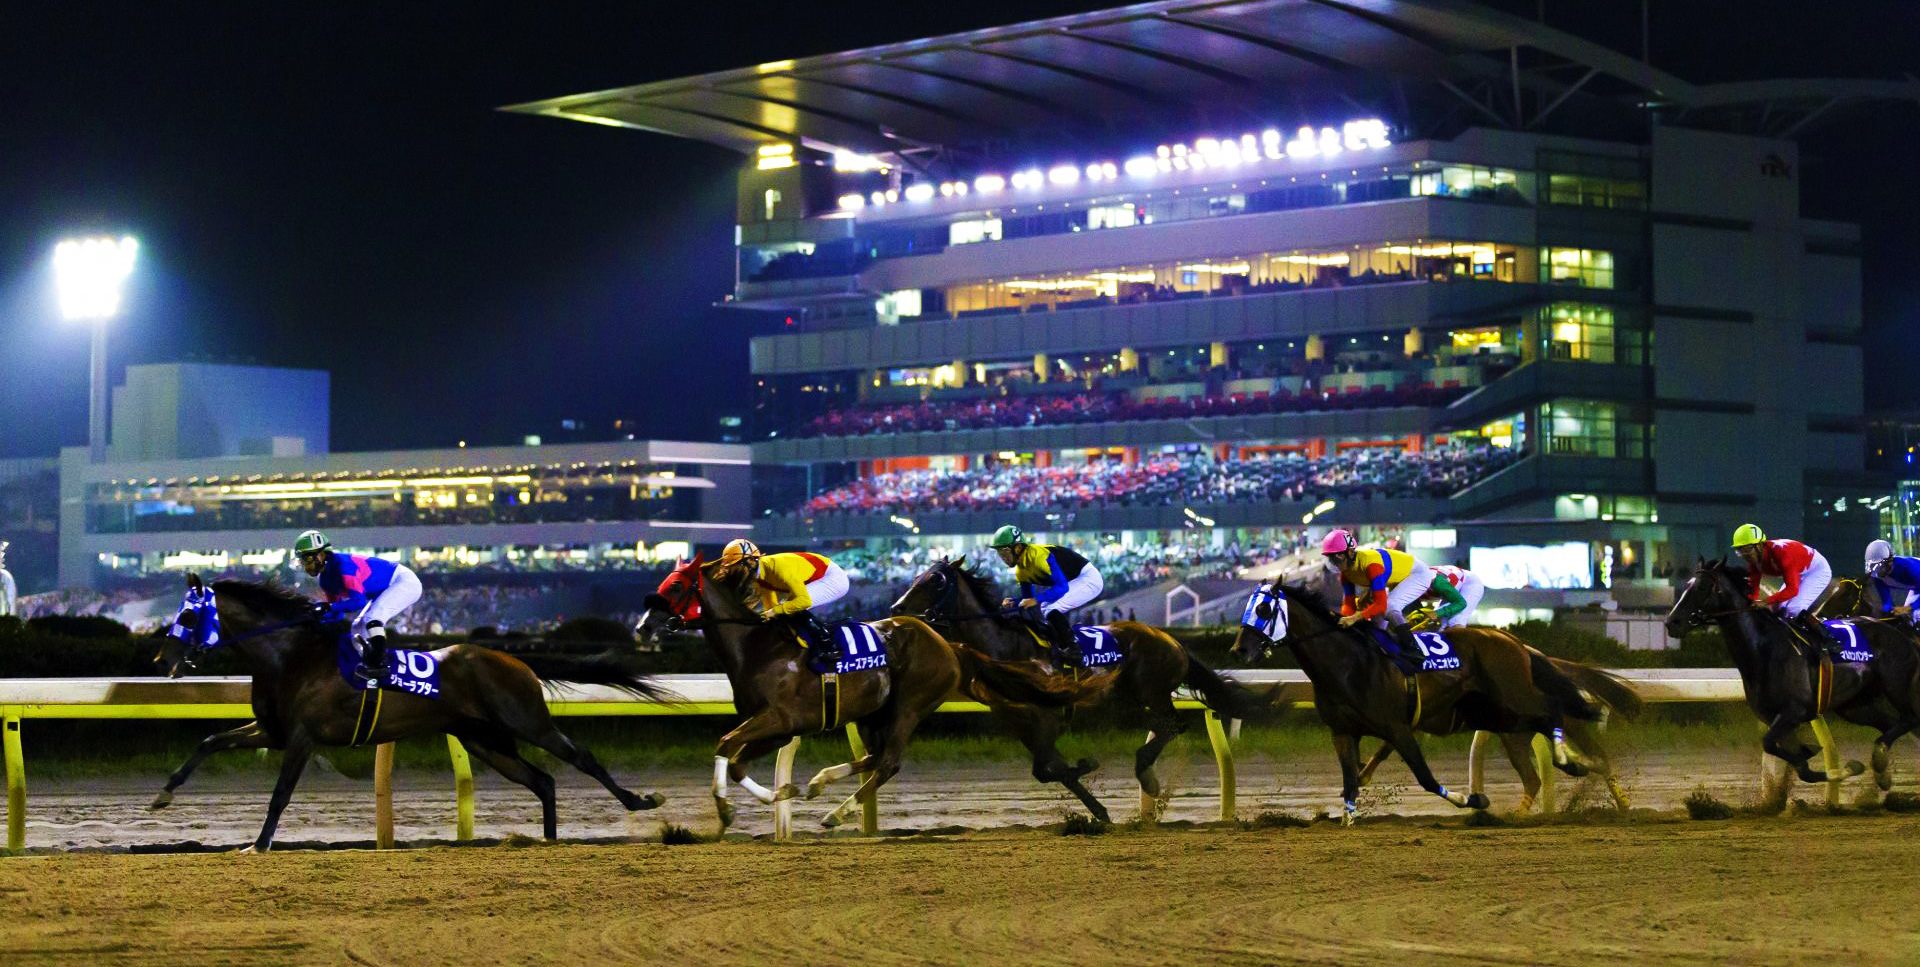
{"left": 1541, "top": 655, "right": 1645, "bottom": 721}
{"left": 1182, "top": 654, "right": 1269, "bottom": 719}
{"left": 511, "top": 647, "right": 677, "bottom": 702}
{"left": 954, "top": 646, "right": 1113, "bottom": 708}
{"left": 1519, "top": 649, "right": 1604, "bottom": 721}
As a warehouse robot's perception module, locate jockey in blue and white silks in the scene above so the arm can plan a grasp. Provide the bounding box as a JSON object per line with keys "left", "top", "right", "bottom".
{"left": 294, "top": 529, "right": 421, "bottom": 680}
{"left": 1865, "top": 539, "right": 1920, "bottom": 621}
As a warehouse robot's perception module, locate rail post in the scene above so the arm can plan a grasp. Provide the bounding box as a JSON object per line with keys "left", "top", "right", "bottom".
{"left": 845, "top": 724, "right": 878, "bottom": 834}
{"left": 373, "top": 742, "right": 395, "bottom": 849}
{"left": 1532, "top": 734, "right": 1556, "bottom": 814}
{"left": 773, "top": 737, "right": 800, "bottom": 841}
{"left": 1204, "top": 711, "right": 1235, "bottom": 822}
{"left": 1810, "top": 716, "right": 1843, "bottom": 808}
{"left": 3, "top": 708, "right": 23, "bottom": 853}
{"left": 446, "top": 736, "right": 474, "bottom": 842}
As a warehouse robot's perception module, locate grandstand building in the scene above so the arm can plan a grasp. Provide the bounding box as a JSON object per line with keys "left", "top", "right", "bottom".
{"left": 514, "top": 0, "right": 1907, "bottom": 603}
{"left": 55, "top": 365, "right": 751, "bottom": 589}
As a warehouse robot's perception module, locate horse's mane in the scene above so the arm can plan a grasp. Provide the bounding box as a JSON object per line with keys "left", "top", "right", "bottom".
{"left": 210, "top": 578, "right": 312, "bottom": 619}
{"left": 1698, "top": 557, "right": 1751, "bottom": 585}
{"left": 1276, "top": 580, "right": 1342, "bottom": 623}
{"left": 946, "top": 558, "right": 1005, "bottom": 603}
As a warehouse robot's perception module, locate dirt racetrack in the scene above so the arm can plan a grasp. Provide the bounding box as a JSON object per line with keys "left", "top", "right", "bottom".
{"left": 5, "top": 814, "right": 1920, "bottom": 965}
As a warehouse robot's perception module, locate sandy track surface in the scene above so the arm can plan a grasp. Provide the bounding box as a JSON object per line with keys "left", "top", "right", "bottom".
{"left": 5, "top": 815, "right": 1920, "bottom": 965}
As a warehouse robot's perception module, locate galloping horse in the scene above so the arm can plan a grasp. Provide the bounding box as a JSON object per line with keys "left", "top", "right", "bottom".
{"left": 153, "top": 576, "right": 668, "bottom": 851}
{"left": 1233, "top": 579, "right": 1638, "bottom": 823}
{"left": 892, "top": 558, "right": 1267, "bottom": 822}
{"left": 1666, "top": 558, "right": 1920, "bottom": 790}
{"left": 635, "top": 555, "right": 1103, "bottom": 831}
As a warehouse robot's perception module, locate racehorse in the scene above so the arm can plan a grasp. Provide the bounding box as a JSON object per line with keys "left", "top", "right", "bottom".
{"left": 891, "top": 558, "right": 1267, "bottom": 822}
{"left": 635, "top": 555, "right": 1105, "bottom": 832}
{"left": 152, "top": 575, "right": 669, "bottom": 851}
{"left": 1666, "top": 558, "right": 1920, "bottom": 790}
{"left": 1232, "top": 578, "right": 1638, "bottom": 823}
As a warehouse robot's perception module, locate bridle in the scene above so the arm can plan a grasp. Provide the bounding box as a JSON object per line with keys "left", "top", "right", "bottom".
{"left": 1670, "top": 569, "right": 1768, "bottom": 631}
{"left": 895, "top": 564, "right": 1017, "bottom": 626}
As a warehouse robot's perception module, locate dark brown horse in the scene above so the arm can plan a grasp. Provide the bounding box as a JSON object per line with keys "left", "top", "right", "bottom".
{"left": 635, "top": 555, "right": 1103, "bottom": 832}
{"left": 1232, "top": 579, "right": 1638, "bottom": 823}
{"left": 154, "top": 576, "right": 669, "bottom": 851}
{"left": 1666, "top": 558, "right": 1920, "bottom": 791}
{"left": 891, "top": 558, "right": 1267, "bottom": 821}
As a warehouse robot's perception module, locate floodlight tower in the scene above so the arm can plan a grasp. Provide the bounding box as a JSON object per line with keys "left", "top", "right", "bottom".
{"left": 53, "top": 235, "right": 139, "bottom": 462}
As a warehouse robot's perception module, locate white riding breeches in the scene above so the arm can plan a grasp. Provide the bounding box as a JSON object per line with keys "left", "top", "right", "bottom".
{"left": 1372, "top": 560, "right": 1434, "bottom": 627}
{"left": 355, "top": 564, "right": 422, "bottom": 635}
{"left": 803, "top": 562, "right": 851, "bottom": 612}
{"left": 1442, "top": 573, "right": 1486, "bottom": 629}
{"left": 1042, "top": 566, "right": 1104, "bottom": 615}
{"left": 1777, "top": 553, "right": 1831, "bottom": 618}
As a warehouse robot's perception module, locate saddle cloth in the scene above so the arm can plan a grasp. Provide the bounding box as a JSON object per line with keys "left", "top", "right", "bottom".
{"left": 793, "top": 621, "right": 890, "bottom": 674}
{"left": 335, "top": 637, "right": 444, "bottom": 699}
{"left": 1821, "top": 620, "right": 1874, "bottom": 663}
{"left": 1368, "top": 628, "right": 1462, "bottom": 672}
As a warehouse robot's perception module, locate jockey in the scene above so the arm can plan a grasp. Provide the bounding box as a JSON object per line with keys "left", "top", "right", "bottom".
{"left": 1864, "top": 539, "right": 1920, "bottom": 621}
{"left": 294, "top": 530, "right": 422, "bottom": 681}
{"left": 989, "top": 524, "right": 1103, "bottom": 668}
{"left": 1731, "top": 524, "right": 1838, "bottom": 657}
{"left": 1424, "top": 564, "right": 1482, "bottom": 629}
{"left": 714, "top": 539, "right": 849, "bottom": 668}
{"left": 1322, "top": 528, "right": 1433, "bottom": 672}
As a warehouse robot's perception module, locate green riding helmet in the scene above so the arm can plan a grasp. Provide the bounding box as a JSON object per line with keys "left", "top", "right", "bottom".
{"left": 1731, "top": 523, "right": 1767, "bottom": 549}
{"left": 989, "top": 524, "right": 1026, "bottom": 549}
{"left": 293, "top": 529, "right": 332, "bottom": 556}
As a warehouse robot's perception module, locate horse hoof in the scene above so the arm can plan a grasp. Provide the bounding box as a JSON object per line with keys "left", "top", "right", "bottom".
{"left": 1090, "top": 805, "right": 1113, "bottom": 825}
{"left": 715, "top": 799, "right": 736, "bottom": 830}
{"left": 148, "top": 791, "right": 173, "bottom": 811}
{"left": 1339, "top": 812, "right": 1355, "bottom": 828}
{"left": 773, "top": 784, "right": 800, "bottom": 803}
{"left": 1465, "top": 793, "right": 1491, "bottom": 810}
{"left": 1514, "top": 794, "right": 1535, "bottom": 814}
{"left": 820, "top": 812, "right": 843, "bottom": 829}
{"left": 235, "top": 844, "right": 262, "bottom": 855}
{"left": 631, "top": 792, "right": 665, "bottom": 811}
{"left": 804, "top": 780, "right": 828, "bottom": 801}
{"left": 1844, "top": 760, "right": 1867, "bottom": 778}
{"left": 1557, "top": 761, "right": 1590, "bottom": 779}
{"left": 1073, "top": 757, "right": 1099, "bottom": 776}
{"left": 1796, "top": 768, "right": 1829, "bottom": 784}
{"left": 1878, "top": 771, "right": 1894, "bottom": 792}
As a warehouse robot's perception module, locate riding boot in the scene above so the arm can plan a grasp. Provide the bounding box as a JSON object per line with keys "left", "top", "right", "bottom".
{"left": 802, "top": 611, "right": 841, "bottom": 671}
{"left": 1046, "top": 610, "right": 1080, "bottom": 669}
{"left": 1387, "top": 622, "right": 1424, "bottom": 675}
{"left": 1793, "top": 611, "right": 1839, "bottom": 660}
{"left": 355, "top": 623, "right": 390, "bottom": 683}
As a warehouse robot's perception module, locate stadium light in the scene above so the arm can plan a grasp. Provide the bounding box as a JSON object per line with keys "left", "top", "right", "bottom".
{"left": 54, "top": 234, "right": 139, "bottom": 463}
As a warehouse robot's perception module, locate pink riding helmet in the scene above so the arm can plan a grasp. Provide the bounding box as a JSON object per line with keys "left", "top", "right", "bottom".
{"left": 1320, "top": 529, "right": 1356, "bottom": 556}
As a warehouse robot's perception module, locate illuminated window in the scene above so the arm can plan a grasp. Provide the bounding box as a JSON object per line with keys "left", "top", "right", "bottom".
{"left": 1541, "top": 304, "right": 1646, "bottom": 364}
{"left": 1542, "top": 247, "right": 1615, "bottom": 289}
{"left": 1087, "top": 205, "right": 1139, "bottom": 230}
{"left": 1541, "top": 400, "right": 1647, "bottom": 458}
{"left": 948, "top": 218, "right": 1003, "bottom": 246}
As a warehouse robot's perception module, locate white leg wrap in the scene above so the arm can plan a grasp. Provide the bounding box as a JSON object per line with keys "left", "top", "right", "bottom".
{"left": 737, "top": 774, "right": 776, "bottom": 804}
{"left": 712, "top": 756, "right": 731, "bottom": 800}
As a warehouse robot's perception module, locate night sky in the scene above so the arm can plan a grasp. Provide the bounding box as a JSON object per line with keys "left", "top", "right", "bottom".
{"left": 2, "top": 1, "right": 1916, "bottom": 459}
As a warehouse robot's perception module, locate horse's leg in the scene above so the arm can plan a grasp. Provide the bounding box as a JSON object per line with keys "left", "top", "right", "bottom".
{"left": 247, "top": 733, "right": 313, "bottom": 853}
{"left": 1000, "top": 704, "right": 1108, "bottom": 823}
{"left": 822, "top": 707, "right": 923, "bottom": 830}
{"left": 1357, "top": 741, "right": 1394, "bottom": 786}
{"left": 524, "top": 724, "right": 663, "bottom": 813}
{"left": 711, "top": 710, "right": 799, "bottom": 830}
{"left": 1762, "top": 713, "right": 1828, "bottom": 784}
{"left": 1330, "top": 732, "right": 1364, "bottom": 826}
{"left": 729, "top": 737, "right": 795, "bottom": 803}
{"left": 151, "top": 721, "right": 271, "bottom": 810}
{"left": 455, "top": 727, "right": 558, "bottom": 840}
{"left": 1386, "top": 726, "right": 1487, "bottom": 810}
{"left": 1133, "top": 687, "right": 1184, "bottom": 808}
{"left": 1498, "top": 732, "right": 1542, "bottom": 813}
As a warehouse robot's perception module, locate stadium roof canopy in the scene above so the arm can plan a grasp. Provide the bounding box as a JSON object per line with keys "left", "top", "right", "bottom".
{"left": 506, "top": 0, "right": 1920, "bottom": 170}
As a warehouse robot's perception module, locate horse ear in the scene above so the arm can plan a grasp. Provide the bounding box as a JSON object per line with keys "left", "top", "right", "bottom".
{"left": 186, "top": 572, "right": 203, "bottom": 592}
{"left": 1695, "top": 555, "right": 1705, "bottom": 568}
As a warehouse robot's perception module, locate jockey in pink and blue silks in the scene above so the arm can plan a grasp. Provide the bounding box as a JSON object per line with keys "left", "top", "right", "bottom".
{"left": 294, "top": 529, "right": 422, "bottom": 680}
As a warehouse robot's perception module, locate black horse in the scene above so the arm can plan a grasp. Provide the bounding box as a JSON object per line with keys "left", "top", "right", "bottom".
{"left": 1232, "top": 579, "right": 1636, "bottom": 823}
{"left": 1665, "top": 558, "right": 1920, "bottom": 790}
{"left": 892, "top": 558, "right": 1267, "bottom": 822}
{"left": 154, "top": 576, "right": 669, "bottom": 851}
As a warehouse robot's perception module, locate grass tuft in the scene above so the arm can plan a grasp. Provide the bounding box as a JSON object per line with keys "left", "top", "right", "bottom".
{"left": 1058, "top": 812, "right": 1109, "bottom": 837}
{"left": 1683, "top": 786, "right": 1734, "bottom": 820}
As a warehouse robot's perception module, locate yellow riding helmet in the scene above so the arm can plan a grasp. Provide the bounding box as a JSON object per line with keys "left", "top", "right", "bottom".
{"left": 1731, "top": 523, "right": 1767, "bottom": 549}
{"left": 717, "top": 539, "right": 762, "bottom": 571}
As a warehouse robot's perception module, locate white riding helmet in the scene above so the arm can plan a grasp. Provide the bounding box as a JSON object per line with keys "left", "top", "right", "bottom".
{"left": 1866, "top": 539, "right": 1895, "bottom": 575}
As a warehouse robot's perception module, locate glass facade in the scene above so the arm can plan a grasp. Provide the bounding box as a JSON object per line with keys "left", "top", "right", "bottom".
{"left": 1541, "top": 400, "right": 1649, "bottom": 459}
{"left": 1540, "top": 303, "right": 1648, "bottom": 365}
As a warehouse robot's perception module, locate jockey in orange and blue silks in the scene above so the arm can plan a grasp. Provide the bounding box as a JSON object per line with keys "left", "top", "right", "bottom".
{"left": 1320, "top": 528, "right": 1431, "bottom": 672}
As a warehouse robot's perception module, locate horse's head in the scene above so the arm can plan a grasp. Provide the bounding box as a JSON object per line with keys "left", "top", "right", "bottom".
{"left": 637, "top": 554, "right": 705, "bottom": 643}
{"left": 1232, "top": 585, "right": 1289, "bottom": 664}
{"left": 154, "top": 572, "right": 220, "bottom": 678}
{"left": 891, "top": 558, "right": 956, "bottom": 620}
{"left": 1665, "top": 556, "right": 1742, "bottom": 639}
